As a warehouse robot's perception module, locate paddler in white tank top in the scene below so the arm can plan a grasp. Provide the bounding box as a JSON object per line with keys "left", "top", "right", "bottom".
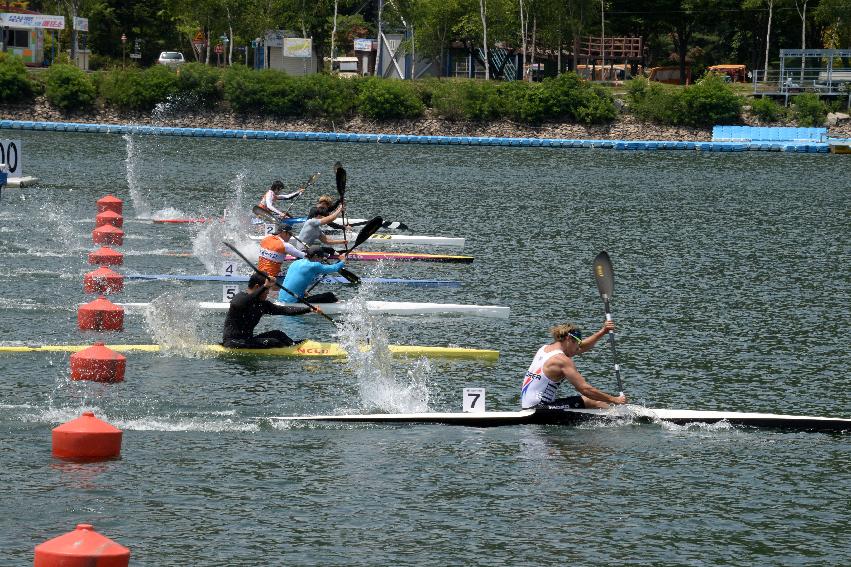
{"left": 521, "top": 322, "right": 627, "bottom": 409}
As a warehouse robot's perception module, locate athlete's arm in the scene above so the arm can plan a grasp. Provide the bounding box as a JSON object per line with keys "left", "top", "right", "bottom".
{"left": 318, "top": 233, "right": 347, "bottom": 246}
{"left": 317, "top": 204, "right": 343, "bottom": 225}
{"left": 284, "top": 241, "right": 305, "bottom": 259}
{"left": 578, "top": 320, "right": 615, "bottom": 354}
{"left": 276, "top": 188, "right": 304, "bottom": 200}
{"left": 552, "top": 356, "right": 625, "bottom": 405}
{"left": 263, "top": 191, "right": 286, "bottom": 216}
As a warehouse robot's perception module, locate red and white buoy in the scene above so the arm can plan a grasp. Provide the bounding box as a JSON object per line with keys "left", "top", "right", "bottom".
{"left": 88, "top": 246, "right": 124, "bottom": 266}
{"left": 34, "top": 523, "right": 130, "bottom": 567}
{"left": 52, "top": 411, "right": 123, "bottom": 460}
{"left": 95, "top": 209, "right": 123, "bottom": 228}
{"left": 77, "top": 296, "right": 124, "bottom": 331}
{"left": 96, "top": 195, "right": 123, "bottom": 215}
{"left": 92, "top": 224, "right": 124, "bottom": 246}
{"left": 83, "top": 266, "right": 124, "bottom": 294}
{"left": 70, "top": 342, "right": 126, "bottom": 382}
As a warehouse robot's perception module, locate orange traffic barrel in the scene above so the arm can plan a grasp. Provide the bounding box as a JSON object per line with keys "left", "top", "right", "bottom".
{"left": 83, "top": 266, "right": 124, "bottom": 294}
{"left": 92, "top": 224, "right": 124, "bottom": 246}
{"left": 70, "top": 342, "right": 126, "bottom": 382}
{"left": 96, "top": 195, "right": 123, "bottom": 215}
{"left": 52, "top": 411, "right": 123, "bottom": 460}
{"left": 34, "top": 523, "right": 130, "bottom": 567}
{"left": 95, "top": 209, "right": 123, "bottom": 228}
{"left": 77, "top": 296, "right": 124, "bottom": 331}
{"left": 88, "top": 246, "right": 123, "bottom": 266}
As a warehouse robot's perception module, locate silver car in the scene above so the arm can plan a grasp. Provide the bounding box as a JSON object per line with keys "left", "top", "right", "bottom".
{"left": 157, "top": 51, "right": 185, "bottom": 66}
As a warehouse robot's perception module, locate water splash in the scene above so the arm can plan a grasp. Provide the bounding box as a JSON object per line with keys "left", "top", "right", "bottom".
{"left": 123, "top": 133, "right": 152, "bottom": 218}
{"left": 335, "top": 283, "right": 432, "bottom": 414}
{"left": 191, "top": 170, "right": 253, "bottom": 272}
{"left": 141, "top": 291, "right": 208, "bottom": 357}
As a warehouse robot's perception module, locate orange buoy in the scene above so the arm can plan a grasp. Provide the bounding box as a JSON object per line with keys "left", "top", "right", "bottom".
{"left": 88, "top": 246, "right": 124, "bottom": 266}
{"left": 92, "top": 224, "right": 124, "bottom": 246}
{"left": 70, "top": 342, "right": 126, "bottom": 382}
{"left": 52, "top": 411, "right": 123, "bottom": 460}
{"left": 96, "top": 195, "right": 123, "bottom": 215}
{"left": 95, "top": 209, "right": 123, "bottom": 228}
{"left": 34, "top": 523, "right": 130, "bottom": 566}
{"left": 77, "top": 296, "right": 124, "bottom": 331}
{"left": 83, "top": 266, "right": 124, "bottom": 294}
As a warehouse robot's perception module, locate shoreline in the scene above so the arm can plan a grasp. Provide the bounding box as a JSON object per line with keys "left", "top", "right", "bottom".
{"left": 1, "top": 98, "right": 849, "bottom": 141}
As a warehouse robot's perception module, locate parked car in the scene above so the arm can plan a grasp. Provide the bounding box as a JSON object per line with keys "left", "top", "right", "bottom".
{"left": 157, "top": 52, "right": 185, "bottom": 67}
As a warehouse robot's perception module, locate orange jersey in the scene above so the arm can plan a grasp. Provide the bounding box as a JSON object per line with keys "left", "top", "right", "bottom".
{"left": 257, "top": 235, "right": 288, "bottom": 277}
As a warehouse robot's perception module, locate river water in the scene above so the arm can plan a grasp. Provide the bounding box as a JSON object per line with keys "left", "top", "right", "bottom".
{"left": 1, "top": 131, "right": 849, "bottom": 565}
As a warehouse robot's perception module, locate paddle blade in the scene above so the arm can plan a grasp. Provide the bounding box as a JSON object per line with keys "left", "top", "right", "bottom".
{"left": 346, "top": 216, "right": 383, "bottom": 253}
{"left": 338, "top": 267, "right": 360, "bottom": 284}
{"left": 593, "top": 251, "right": 614, "bottom": 299}
{"left": 252, "top": 205, "right": 278, "bottom": 224}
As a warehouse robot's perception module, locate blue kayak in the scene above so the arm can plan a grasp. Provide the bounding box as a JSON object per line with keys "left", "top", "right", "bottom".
{"left": 125, "top": 274, "right": 460, "bottom": 287}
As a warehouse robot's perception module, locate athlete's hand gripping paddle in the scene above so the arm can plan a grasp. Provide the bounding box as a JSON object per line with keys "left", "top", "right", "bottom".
{"left": 222, "top": 241, "right": 334, "bottom": 323}
{"left": 593, "top": 251, "right": 624, "bottom": 396}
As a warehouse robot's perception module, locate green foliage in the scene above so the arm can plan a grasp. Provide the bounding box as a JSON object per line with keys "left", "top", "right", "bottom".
{"left": 99, "top": 66, "right": 179, "bottom": 111}
{"left": 750, "top": 97, "right": 784, "bottom": 123}
{"left": 431, "top": 79, "right": 503, "bottom": 121}
{"left": 502, "top": 73, "right": 617, "bottom": 125}
{"left": 44, "top": 64, "right": 97, "bottom": 111}
{"left": 175, "top": 63, "right": 223, "bottom": 108}
{"left": 627, "top": 74, "right": 741, "bottom": 127}
{"left": 792, "top": 93, "right": 827, "bottom": 127}
{"left": 355, "top": 77, "right": 424, "bottom": 120}
{"left": 0, "top": 53, "right": 35, "bottom": 103}
{"left": 222, "top": 66, "right": 269, "bottom": 113}
{"left": 296, "top": 74, "right": 357, "bottom": 120}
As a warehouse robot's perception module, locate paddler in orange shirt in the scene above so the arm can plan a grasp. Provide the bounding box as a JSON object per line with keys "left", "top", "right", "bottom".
{"left": 257, "top": 223, "right": 305, "bottom": 279}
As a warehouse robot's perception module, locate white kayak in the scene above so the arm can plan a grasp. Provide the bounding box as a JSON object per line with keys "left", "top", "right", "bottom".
{"left": 118, "top": 300, "right": 509, "bottom": 319}
{"left": 249, "top": 233, "right": 465, "bottom": 247}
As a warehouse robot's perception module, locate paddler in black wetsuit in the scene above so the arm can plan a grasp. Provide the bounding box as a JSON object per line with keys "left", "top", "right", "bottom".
{"left": 222, "top": 272, "right": 320, "bottom": 348}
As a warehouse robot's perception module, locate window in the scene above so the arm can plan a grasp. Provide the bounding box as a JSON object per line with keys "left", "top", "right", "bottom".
{"left": 7, "top": 30, "right": 29, "bottom": 48}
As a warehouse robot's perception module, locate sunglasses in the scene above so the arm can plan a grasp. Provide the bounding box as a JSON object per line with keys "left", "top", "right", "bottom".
{"left": 565, "top": 331, "right": 583, "bottom": 348}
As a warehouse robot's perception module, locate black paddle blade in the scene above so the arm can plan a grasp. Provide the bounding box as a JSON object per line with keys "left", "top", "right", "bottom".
{"left": 252, "top": 205, "right": 278, "bottom": 224}
{"left": 593, "top": 251, "right": 614, "bottom": 299}
{"left": 345, "top": 216, "right": 383, "bottom": 253}
{"left": 338, "top": 267, "right": 360, "bottom": 284}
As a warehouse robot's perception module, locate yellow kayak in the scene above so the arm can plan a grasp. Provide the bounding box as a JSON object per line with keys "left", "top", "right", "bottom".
{"left": 0, "top": 340, "right": 498, "bottom": 361}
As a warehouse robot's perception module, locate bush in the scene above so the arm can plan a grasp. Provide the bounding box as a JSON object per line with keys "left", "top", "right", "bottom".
{"left": 297, "top": 73, "right": 356, "bottom": 119}
{"left": 355, "top": 77, "right": 424, "bottom": 120}
{"left": 500, "top": 73, "right": 616, "bottom": 125}
{"left": 175, "top": 63, "right": 223, "bottom": 108}
{"left": 792, "top": 93, "right": 826, "bottom": 126}
{"left": 627, "top": 74, "right": 741, "bottom": 126}
{"left": 750, "top": 97, "right": 784, "bottom": 122}
{"left": 44, "top": 64, "right": 96, "bottom": 111}
{"left": 431, "top": 79, "right": 503, "bottom": 121}
{"left": 0, "top": 53, "right": 35, "bottom": 103}
{"left": 222, "top": 65, "right": 269, "bottom": 113}
{"left": 99, "top": 65, "right": 178, "bottom": 111}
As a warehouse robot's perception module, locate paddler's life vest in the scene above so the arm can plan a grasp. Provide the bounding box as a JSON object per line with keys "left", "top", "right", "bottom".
{"left": 520, "top": 345, "right": 566, "bottom": 409}
{"left": 257, "top": 234, "right": 287, "bottom": 277}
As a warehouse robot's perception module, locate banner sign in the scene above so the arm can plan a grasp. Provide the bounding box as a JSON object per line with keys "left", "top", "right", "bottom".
{"left": 283, "top": 38, "right": 312, "bottom": 58}
{"left": 73, "top": 17, "right": 88, "bottom": 32}
{"left": 0, "top": 13, "right": 65, "bottom": 30}
{"left": 264, "top": 30, "right": 285, "bottom": 48}
{"left": 353, "top": 39, "right": 375, "bottom": 51}
{"left": 0, "top": 140, "right": 22, "bottom": 179}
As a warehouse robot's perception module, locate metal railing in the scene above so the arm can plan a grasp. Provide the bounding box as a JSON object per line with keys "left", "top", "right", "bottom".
{"left": 752, "top": 68, "right": 851, "bottom": 97}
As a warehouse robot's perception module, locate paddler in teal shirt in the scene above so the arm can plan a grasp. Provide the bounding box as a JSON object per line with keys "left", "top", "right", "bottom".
{"left": 278, "top": 245, "right": 346, "bottom": 304}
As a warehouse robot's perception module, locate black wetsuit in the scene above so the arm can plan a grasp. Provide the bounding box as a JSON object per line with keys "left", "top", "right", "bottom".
{"left": 222, "top": 287, "right": 311, "bottom": 348}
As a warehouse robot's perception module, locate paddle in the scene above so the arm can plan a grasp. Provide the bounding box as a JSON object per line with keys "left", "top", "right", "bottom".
{"left": 593, "top": 251, "right": 624, "bottom": 395}
{"left": 283, "top": 171, "right": 320, "bottom": 216}
{"left": 335, "top": 163, "right": 348, "bottom": 251}
{"left": 337, "top": 216, "right": 383, "bottom": 255}
{"left": 222, "top": 241, "right": 335, "bottom": 323}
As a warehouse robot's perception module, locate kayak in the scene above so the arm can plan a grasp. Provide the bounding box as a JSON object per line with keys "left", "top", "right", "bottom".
{"left": 0, "top": 340, "right": 498, "bottom": 360}
{"left": 161, "top": 251, "right": 474, "bottom": 263}
{"left": 118, "top": 300, "right": 510, "bottom": 319}
{"left": 249, "top": 233, "right": 465, "bottom": 247}
{"left": 125, "top": 274, "right": 461, "bottom": 287}
{"left": 272, "top": 406, "right": 851, "bottom": 433}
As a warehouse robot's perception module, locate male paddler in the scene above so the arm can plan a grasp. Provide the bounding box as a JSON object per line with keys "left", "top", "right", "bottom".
{"left": 278, "top": 245, "right": 346, "bottom": 304}
{"left": 521, "top": 322, "right": 627, "bottom": 409}
{"left": 296, "top": 202, "right": 348, "bottom": 253}
{"left": 222, "top": 272, "right": 319, "bottom": 348}
{"left": 257, "top": 223, "right": 305, "bottom": 280}
{"left": 257, "top": 180, "right": 304, "bottom": 219}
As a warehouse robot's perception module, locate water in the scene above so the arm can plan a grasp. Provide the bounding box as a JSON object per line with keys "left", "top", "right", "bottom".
{"left": 1, "top": 131, "right": 849, "bottom": 565}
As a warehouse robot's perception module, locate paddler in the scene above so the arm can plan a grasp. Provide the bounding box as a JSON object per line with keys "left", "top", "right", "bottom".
{"left": 257, "top": 223, "right": 305, "bottom": 280}
{"left": 257, "top": 180, "right": 304, "bottom": 219}
{"left": 278, "top": 245, "right": 346, "bottom": 304}
{"left": 296, "top": 202, "right": 348, "bottom": 253}
{"left": 521, "top": 322, "right": 627, "bottom": 409}
{"left": 222, "top": 273, "right": 320, "bottom": 348}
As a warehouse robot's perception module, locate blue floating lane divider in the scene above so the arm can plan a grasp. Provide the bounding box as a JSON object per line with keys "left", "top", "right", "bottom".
{"left": 0, "top": 119, "right": 833, "bottom": 153}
